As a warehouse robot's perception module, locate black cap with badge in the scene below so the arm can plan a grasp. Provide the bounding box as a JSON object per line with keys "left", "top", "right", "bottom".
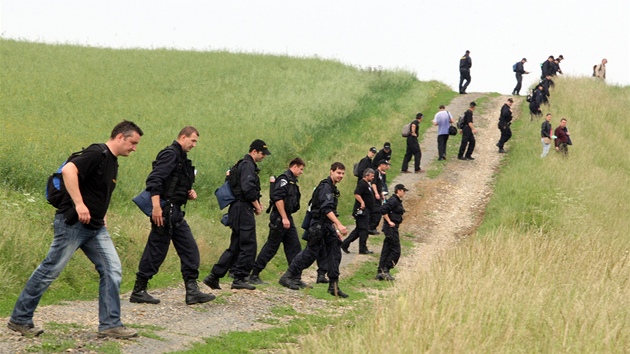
{"left": 250, "top": 139, "right": 271, "bottom": 155}
{"left": 394, "top": 184, "right": 409, "bottom": 192}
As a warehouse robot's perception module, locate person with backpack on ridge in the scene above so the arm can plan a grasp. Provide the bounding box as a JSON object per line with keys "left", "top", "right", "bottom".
{"left": 401, "top": 112, "right": 424, "bottom": 173}
{"left": 9, "top": 121, "right": 144, "bottom": 338}
{"left": 541, "top": 55, "right": 555, "bottom": 79}
{"left": 204, "top": 139, "right": 271, "bottom": 291}
{"left": 512, "top": 58, "right": 529, "bottom": 96}
{"left": 459, "top": 50, "right": 472, "bottom": 94}
{"left": 130, "top": 126, "right": 215, "bottom": 306}
{"left": 595, "top": 58, "right": 607, "bottom": 79}
{"left": 529, "top": 83, "right": 545, "bottom": 120}
{"left": 248, "top": 158, "right": 305, "bottom": 285}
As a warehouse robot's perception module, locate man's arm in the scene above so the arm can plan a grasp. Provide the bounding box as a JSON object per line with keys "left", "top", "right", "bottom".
{"left": 61, "top": 162, "right": 90, "bottom": 224}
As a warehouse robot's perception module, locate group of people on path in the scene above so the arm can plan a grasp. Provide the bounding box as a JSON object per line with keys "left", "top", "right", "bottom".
{"left": 8, "top": 122, "right": 408, "bottom": 338}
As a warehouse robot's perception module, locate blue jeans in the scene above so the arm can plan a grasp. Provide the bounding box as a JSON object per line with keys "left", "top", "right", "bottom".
{"left": 541, "top": 138, "right": 552, "bottom": 157}
{"left": 11, "top": 214, "right": 123, "bottom": 331}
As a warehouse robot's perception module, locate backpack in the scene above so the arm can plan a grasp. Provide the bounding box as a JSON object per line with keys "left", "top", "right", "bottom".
{"left": 401, "top": 122, "right": 412, "bottom": 137}
{"left": 45, "top": 144, "right": 108, "bottom": 208}
{"left": 592, "top": 64, "right": 597, "bottom": 77}
{"left": 512, "top": 62, "right": 518, "bottom": 72}
{"left": 215, "top": 158, "right": 243, "bottom": 209}
{"left": 526, "top": 91, "right": 533, "bottom": 103}
{"left": 456, "top": 114, "right": 466, "bottom": 130}
{"left": 353, "top": 162, "right": 361, "bottom": 178}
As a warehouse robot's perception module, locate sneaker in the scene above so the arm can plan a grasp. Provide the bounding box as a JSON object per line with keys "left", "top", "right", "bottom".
{"left": 98, "top": 325, "right": 138, "bottom": 339}
{"left": 248, "top": 274, "right": 267, "bottom": 285}
{"left": 203, "top": 274, "right": 221, "bottom": 290}
{"left": 7, "top": 321, "right": 44, "bottom": 337}
{"left": 279, "top": 275, "right": 300, "bottom": 290}
{"left": 231, "top": 278, "right": 256, "bottom": 290}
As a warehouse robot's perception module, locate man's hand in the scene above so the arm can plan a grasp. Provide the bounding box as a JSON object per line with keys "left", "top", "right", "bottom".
{"left": 75, "top": 203, "right": 91, "bottom": 224}
{"left": 188, "top": 189, "right": 197, "bottom": 200}
{"left": 152, "top": 205, "right": 164, "bottom": 227}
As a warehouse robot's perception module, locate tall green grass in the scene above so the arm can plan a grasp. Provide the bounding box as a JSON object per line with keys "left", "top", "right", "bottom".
{"left": 292, "top": 78, "right": 630, "bottom": 352}
{"left": 0, "top": 39, "right": 454, "bottom": 314}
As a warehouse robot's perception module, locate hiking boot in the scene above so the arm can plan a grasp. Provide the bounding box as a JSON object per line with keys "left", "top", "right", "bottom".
{"left": 498, "top": 148, "right": 506, "bottom": 153}
{"left": 129, "top": 277, "right": 160, "bottom": 304}
{"left": 231, "top": 278, "right": 256, "bottom": 290}
{"left": 457, "top": 156, "right": 466, "bottom": 160}
{"left": 385, "top": 273, "right": 396, "bottom": 281}
{"left": 248, "top": 274, "right": 267, "bottom": 285}
{"left": 359, "top": 250, "right": 374, "bottom": 255}
{"left": 7, "top": 321, "right": 44, "bottom": 337}
{"left": 293, "top": 279, "right": 313, "bottom": 289}
{"left": 316, "top": 274, "right": 330, "bottom": 284}
{"left": 327, "top": 282, "right": 349, "bottom": 298}
{"left": 98, "top": 325, "right": 138, "bottom": 339}
{"left": 465, "top": 157, "right": 475, "bottom": 160}
{"left": 203, "top": 273, "right": 221, "bottom": 290}
{"left": 341, "top": 244, "right": 350, "bottom": 254}
{"left": 368, "top": 229, "right": 380, "bottom": 235}
{"left": 279, "top": 273, "right": 300, "bottom": 290}
{"left": 375, "top": 272, "right": 388, "bottom": 281}
{"left": 185, "top": 279, "right": 216, "bottom": 305}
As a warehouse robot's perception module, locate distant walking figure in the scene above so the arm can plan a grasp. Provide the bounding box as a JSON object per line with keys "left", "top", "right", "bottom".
{"left": 594, "top": 58, "right": 607, "bottom": 79}
{"left": 512, "top": 58, "right": 529, "bottom": 96}
{"left": 459, "top": 50, "right": 472, "bottom": 94}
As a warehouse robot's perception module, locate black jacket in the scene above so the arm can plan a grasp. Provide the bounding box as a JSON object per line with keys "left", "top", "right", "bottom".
{"left": 146, "top": 141, "right": 195, "bottom": 206}
{"left": 381, "top": 194, "right": 405, "bottom": 224}
{"left": 499, "top": 103, "right": 513, "bottom": 124}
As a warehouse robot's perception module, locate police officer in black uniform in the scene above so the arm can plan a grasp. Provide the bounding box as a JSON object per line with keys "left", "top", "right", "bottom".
{"left": 340, "top": 168, "right": 376, "bottom": 254}
{"left": 496, "top": 98, "right": 514, "bottom": 153}
{"left": 131, "top": 126, "right": 215, "bottom": 305}
{"left": 458, "top": 102, "right": 477, "bottom": 160}
{"left": 204, "top": 139, "right": 270, "bottom": 291}
{"left": 376, "top": 184, "right": 408, "bottom": 281}
{"left": 369, "top": 159, "right": 390, "bottom": 234}
{"left": 372, "top": 142, "right": 392, "bottom": 169}
{"left": 279, "top": 162, "right": 349, "bottom": 297}
{"left": 459, "top": 50, "right": 472, "bottom": 94}
{"left": 249, "top": 158, "right": 305, "bottom": 285}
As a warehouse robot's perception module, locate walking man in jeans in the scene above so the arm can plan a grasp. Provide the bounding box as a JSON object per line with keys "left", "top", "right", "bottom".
{"left": 8, "top": 121, "right": 143, "bottom": 338}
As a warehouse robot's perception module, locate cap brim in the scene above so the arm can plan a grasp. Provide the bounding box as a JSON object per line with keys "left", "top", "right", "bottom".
{"left": 262, "top": 148, "right": 271, "bottom": 155}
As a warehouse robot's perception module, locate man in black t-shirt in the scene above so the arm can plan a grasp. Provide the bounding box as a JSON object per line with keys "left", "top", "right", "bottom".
{"left": 340, "top": 168, "right": 376, "bottom": 254}
{"left": 458, "top": 102, "right": 478, "bottom": 160}
{"left": 401, "top": 113, "right": 424, "bottom": 173}
{"left": 9, "top": 121, "right": 143, "bottom": 339}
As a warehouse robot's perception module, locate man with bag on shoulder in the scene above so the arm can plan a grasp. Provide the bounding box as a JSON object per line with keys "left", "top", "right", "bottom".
{"left": 432, "top": 105, "right": 454, "bottom": 161}
{"left": 131, "top": 126, "right": 215, "bottom": 305}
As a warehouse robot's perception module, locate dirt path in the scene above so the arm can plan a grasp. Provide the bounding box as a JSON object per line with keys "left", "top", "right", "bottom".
{"left": 0, "top": 94, "right": 519, "bottom": 354}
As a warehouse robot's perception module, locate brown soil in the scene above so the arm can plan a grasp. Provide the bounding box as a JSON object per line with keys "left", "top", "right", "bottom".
{"left": 0, "top": 93, "right": 520, "bottom": 353}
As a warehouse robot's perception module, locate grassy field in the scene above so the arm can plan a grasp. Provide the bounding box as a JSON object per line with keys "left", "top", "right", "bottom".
{"left": 292, "top": 77, "right": 630, "bottom": 353}
{"left": 0, "top": 39, "right": 455, "bottom": 315}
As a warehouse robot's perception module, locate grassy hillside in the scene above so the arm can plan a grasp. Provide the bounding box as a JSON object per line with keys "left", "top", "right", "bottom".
{"left": 0, "top": 39, "right": 455, "bottom": 313}
{"left": 295, "top": 78, "right": 630, "bottom": 352}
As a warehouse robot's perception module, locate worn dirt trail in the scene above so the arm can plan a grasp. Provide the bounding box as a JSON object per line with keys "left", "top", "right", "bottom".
{"left": 0, "top": 94, "right": 520, "bottom": 354}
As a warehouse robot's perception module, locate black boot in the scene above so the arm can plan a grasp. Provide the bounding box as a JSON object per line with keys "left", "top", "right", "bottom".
{"left": 327, "top": 281, "right": 349, "bottom": 298}
{"left": 130, "top": 277, "right": 160, "bottom": 304}
{"left": 203, "top": 273, "right": 221, "bottom": 290}
{"left": 232, "top": 278, "right": 256, "bottom": 290}
{"left": 279, "top": 272, "right": 300, "bottom": 290}
{"left": 316, "top": 274, "right": 329, "bottom": 284}
{"left": 185, "top": 279, "right": 216, "bottom": 305}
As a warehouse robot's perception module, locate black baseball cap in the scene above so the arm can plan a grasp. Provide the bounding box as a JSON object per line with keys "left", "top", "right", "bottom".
{"left": 369, "top": 147, "right": 377, "bottom": 153}
{"left": 384, "top": 142, "right": 391, "bottom": 149}
{"left": 470, "top": 101, "right": 477, "bottom": 107}
{"left": 378, "top": 159, "right": 390, "bottom": 165}
{"left": 395, "top": 184, "right": 409, "bottom": 192}
{"left": 416, "top": 113, "right": 424, "bottom": 119}
{"left": 250, "top": 139, "right": 271, "bottom": 155}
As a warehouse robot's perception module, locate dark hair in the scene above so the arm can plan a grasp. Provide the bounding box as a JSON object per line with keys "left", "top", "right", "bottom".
{"left": 560, "top": 118, "right": 567, "bottom": 122}
{"left": 289, "top": 157, "right": 306, "bottom": 168}
{"left": 330, "top": 162, "right": 345, "bottom": 171}
{"left": 110, "top": 120, "right": 143, "bottom": 139}
{"left": 178, "top": 126, "right": 199, "bottom": 138}
{"left": 439, "top": 105, "right": 445, "bottom": 109}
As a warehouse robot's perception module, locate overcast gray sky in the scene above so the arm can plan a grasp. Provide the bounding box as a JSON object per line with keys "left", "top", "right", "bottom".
{"left": 2, "top": 0, "right": 629, "bottom": 94}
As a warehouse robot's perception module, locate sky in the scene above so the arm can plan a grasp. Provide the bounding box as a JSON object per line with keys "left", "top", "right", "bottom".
{"left": 1, "top": 1, "right": 629, "bottom": 94}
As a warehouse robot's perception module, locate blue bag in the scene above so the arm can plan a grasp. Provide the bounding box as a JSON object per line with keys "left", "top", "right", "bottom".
{"left": 132, "top": 190, "right": 166, "bottom": 217}
{"left": 215, "top": 181, "right": 236, "bottom": 210}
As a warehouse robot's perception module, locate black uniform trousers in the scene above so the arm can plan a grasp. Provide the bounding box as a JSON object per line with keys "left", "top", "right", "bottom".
{"left": 137, "top": 204, "right": 200, "bottom": 282}
{"left": 368, "top": 208, "right": 382, "bottom": 232}
{"left": 301, "top": 228, "right": 328, "bottom": 278}
{"left": 340, "top": 213, "right": 370, "bottom": 253}
{"left": 252, "top": 214, "right": 301, "bottom": 276}
{"left": 458, "top": 126, "right": 476, "bottom": 158}
{"left": 497, "top": 123, "right": 512, "bottom": 149}
{"left": 378, "top": 223, "right": 401, "bottom": 273}
{"left": 288, "top": 223, "right": 341, "bottom": 282}
{"left": 210, "top": 201, "right": 257, "bottom": 280}
{"left": 513, "top": 73, "right": 523, "bottom": 95}
{"left": 459, "top": 69, "right": 471, "bottom": 93}
{"left": 401, "top": 136, "right": 421, "bottom": 172}
{"left": 437, "top": 134, "right": 449, "bottom": 159}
